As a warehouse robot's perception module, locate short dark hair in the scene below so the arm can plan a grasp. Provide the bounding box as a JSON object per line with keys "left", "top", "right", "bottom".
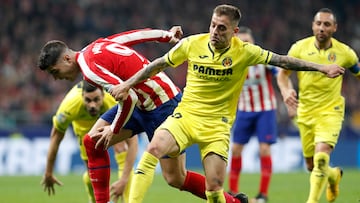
{"left": 213, "top": 4, "right": 241, "bottom": 26}
{"left": 238, "top": 26, "right": 252, "bottom": 35}
{"left": 82, "top": 80, "right": 101, "bottom": 93}
{"left": 38, "top": 40, "right": 68, "bottom": 70}
{"left": 317, "top": 8, "right": 337, "bottom": 23}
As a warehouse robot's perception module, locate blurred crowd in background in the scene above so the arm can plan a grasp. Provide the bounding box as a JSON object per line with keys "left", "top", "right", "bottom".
{"left": 1, "top": 0, "right": 360, "bottom": 138}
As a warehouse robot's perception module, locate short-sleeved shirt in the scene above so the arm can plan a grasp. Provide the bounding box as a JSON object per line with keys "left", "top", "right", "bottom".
{"left": 288, "top": 36, "right": 358, "bottom": 116}
{"left": 165, "top": 33, "right": 272, "bottom": 125}
{"left": 53, "top": 81, "right": 116, "bottom": 141}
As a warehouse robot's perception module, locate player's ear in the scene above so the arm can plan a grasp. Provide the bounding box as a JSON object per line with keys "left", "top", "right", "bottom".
{"left": 233, "top": 26, "right": 239, "bottom": 35}
{"left": 233, "top": 26, "right": 239, "bottom": 37}
{"left": 63, "top": 53, "right": 72, "bottom": 63}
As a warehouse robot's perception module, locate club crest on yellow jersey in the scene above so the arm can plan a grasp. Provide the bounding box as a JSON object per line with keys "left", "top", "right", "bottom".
{"left": 222, "top": 57, "right": 232, "bottom": 67}
{"left": 328, "top": 52, "right": 336, "bottom": 62}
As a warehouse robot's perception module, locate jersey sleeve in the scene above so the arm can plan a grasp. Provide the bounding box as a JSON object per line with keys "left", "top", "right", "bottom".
{"left": 346, "top": 47, "right": 360, "bottom": 76}
{"left": 52, "top": 112, "right": 71, "bottom": 134}
{"left": 52, "top": 87, "right": 82, "bottom": 133}
{"left": 164, "top": 37, "right": 189, "bottom": 67}
{"left": 110, "top": 89, "right": 138, "bottom": 134}
{"left": 105, "top": 29, "right": 174, "bottom": 47}
{"left": 243, "top": 43, "right": 273, "bottom": 65}
{"left": 344, "top": 46, "right": 359, "bottom": 68}
{"left": 287, "top": 42, "right": 301, "bottom": 58}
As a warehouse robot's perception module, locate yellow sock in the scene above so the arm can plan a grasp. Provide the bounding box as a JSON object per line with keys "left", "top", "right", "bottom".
{"left": 205, "top": 189, "right": 226, "bottom": 203}
{"left": 307, "top": 152, "right": 329, "bottom": 203}
{"left": 114, "top": 151, "right": 133, "bottom": 203}
{"left": 128, "top": 151, "right": 158, "bottom": 203}
{"left": 82, "top": 171, "right": 95, "bottom": 203}
{"left": 115, "top": 151, "right": 127, "bottom": 171}
{"left": 115, "top": 152, "right": 128, "bottom": 180}
{"left": 327, "top": 167, "right": 337, "bottom": 184}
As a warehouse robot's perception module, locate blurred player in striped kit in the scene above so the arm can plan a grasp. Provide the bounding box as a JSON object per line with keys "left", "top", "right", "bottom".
{"left": 228, "top": 26, "right": 279, "bottom": 203}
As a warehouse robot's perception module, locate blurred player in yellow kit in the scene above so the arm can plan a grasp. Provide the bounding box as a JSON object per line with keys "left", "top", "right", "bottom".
{"left": 41, "top": 80, "right": 137, "bottom": 203}
{"left": 277, "top": 8, "right": 360, "bottom": 203}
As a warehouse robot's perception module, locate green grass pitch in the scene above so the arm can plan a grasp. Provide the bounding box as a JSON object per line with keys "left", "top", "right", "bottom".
{"left": 1, "top": 169, "right": 359, "bottom": 203}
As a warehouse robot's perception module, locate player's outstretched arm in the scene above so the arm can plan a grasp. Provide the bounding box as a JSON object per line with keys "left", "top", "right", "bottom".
{"left": 108, "top": 26, "right": 183, "bottom": 47}
{"left": 109, "top": 57, "right": 169, "bottom": 101}
{"left": 269, "top": 53, "right": 345, "bottom": 78}
{"left": 41, "top": 127, "right": 64, "bottom": 196}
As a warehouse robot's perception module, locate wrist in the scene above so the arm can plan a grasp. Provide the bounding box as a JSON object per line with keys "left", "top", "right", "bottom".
{"left": 44, "top": 172, "right": 53, "bottom": 177}
{"left": 317, "top": 65, "right": 326, "bottom": 73}
{"left": 119, "top": 176, "right": 129, "bottom": 183}
{"left": 280, "top": 89, "right": 288, "bottom": 97}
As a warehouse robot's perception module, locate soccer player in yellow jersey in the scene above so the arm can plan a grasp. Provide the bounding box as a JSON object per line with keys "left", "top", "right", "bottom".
{"left": 41, "top": 81, "right": 138, "bottom": 203}
{"left": 277, "top": 8, "right": 360, "bottom": 203}
{"left": 109, "top": 4, "right": 344, "bottom": 203}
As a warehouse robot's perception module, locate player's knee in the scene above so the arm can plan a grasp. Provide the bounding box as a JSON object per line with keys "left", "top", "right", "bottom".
{"left": 83, "top": 134, "right": 94, "bottom": 148}
{"left": 259, "top": 144, "right": 271, "bottom": 156}
{"left": 147, "top": 143, "right": 165, "bottom": 158}
{"left": 162, "top": 173, "right": 183, "bottom": 189}
{"left": 206, "top": 178, "right": 223, "bottom": 191}
{"left": 231, "top": 143, "right": 243, "bottom": 156}
{"left": 206, "top": 174, "right": 224, "bottom": 191}
{"left": 231, "top": 148, "right": 242, "bottom": 157}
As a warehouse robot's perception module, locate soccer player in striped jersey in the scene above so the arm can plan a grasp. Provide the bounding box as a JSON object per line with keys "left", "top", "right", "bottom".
{"left": 41, "top": 80, "right": 137, "bottom": 203}
{"left": 38, "top": 26, "right": 241, "bottom": 203}
{"left": 228, "top": 26, "right": 279, "bottom": 203}
{"left": 277, "top": 8, "right": 360, "bottom": 203}
{"left": 109, "top": 4, "right": 345, "bottom": 203}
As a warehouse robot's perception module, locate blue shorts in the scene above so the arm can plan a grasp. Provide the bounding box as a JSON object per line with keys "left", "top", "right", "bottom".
{"left": 232, "top": 110, "right": 277, "bottom": 144}
{"left": 101, "top": 93, "right": 181, "bottom": 141}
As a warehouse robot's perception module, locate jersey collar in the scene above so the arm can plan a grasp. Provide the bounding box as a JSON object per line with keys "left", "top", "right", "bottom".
{"left": 208, "top": 42, "right": 231, "bottom": 59}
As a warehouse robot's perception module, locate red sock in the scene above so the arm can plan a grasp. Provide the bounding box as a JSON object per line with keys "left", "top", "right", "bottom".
{"left": 84, "top": 134, "right": 110, "bottom": 203}
{"left": 229, "top": 156, "right": 242, "bottom": 194}
{"left": 259, "top": 156, "right": 272, "bottom": 196}
{"left": 181, "top": 171, "right": 206, "bottom": 199}
{"left": 181, "top": 171, "right": 241, "bottom": 203}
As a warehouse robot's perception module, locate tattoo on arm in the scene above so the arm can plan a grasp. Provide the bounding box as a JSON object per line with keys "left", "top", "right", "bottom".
{"left": 127, "top": 57, "right": 169, "bottom": 87}
{"left": 143, "top": 57, "right": 168, "bottom": 78}
{"left": 269, "top": 53, "right": 321, "bottom": 72}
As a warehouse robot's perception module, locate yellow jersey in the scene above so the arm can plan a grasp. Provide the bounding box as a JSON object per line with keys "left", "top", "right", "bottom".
{"left": 165, "top": 33, "right": 272, "bottom": 124}
{"left": 53, "top": 82, "right": 117, "bottom": 139}
{"left": 288, "top": 36, "right": 358, "bottom": 115}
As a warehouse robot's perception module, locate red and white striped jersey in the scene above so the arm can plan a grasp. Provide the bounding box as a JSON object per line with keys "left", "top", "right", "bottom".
{"left": 238, "top": 64, "right": 278, "bottom": 112}
{"left": 76, "top": 29, "right": 181, "bottom": 133}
